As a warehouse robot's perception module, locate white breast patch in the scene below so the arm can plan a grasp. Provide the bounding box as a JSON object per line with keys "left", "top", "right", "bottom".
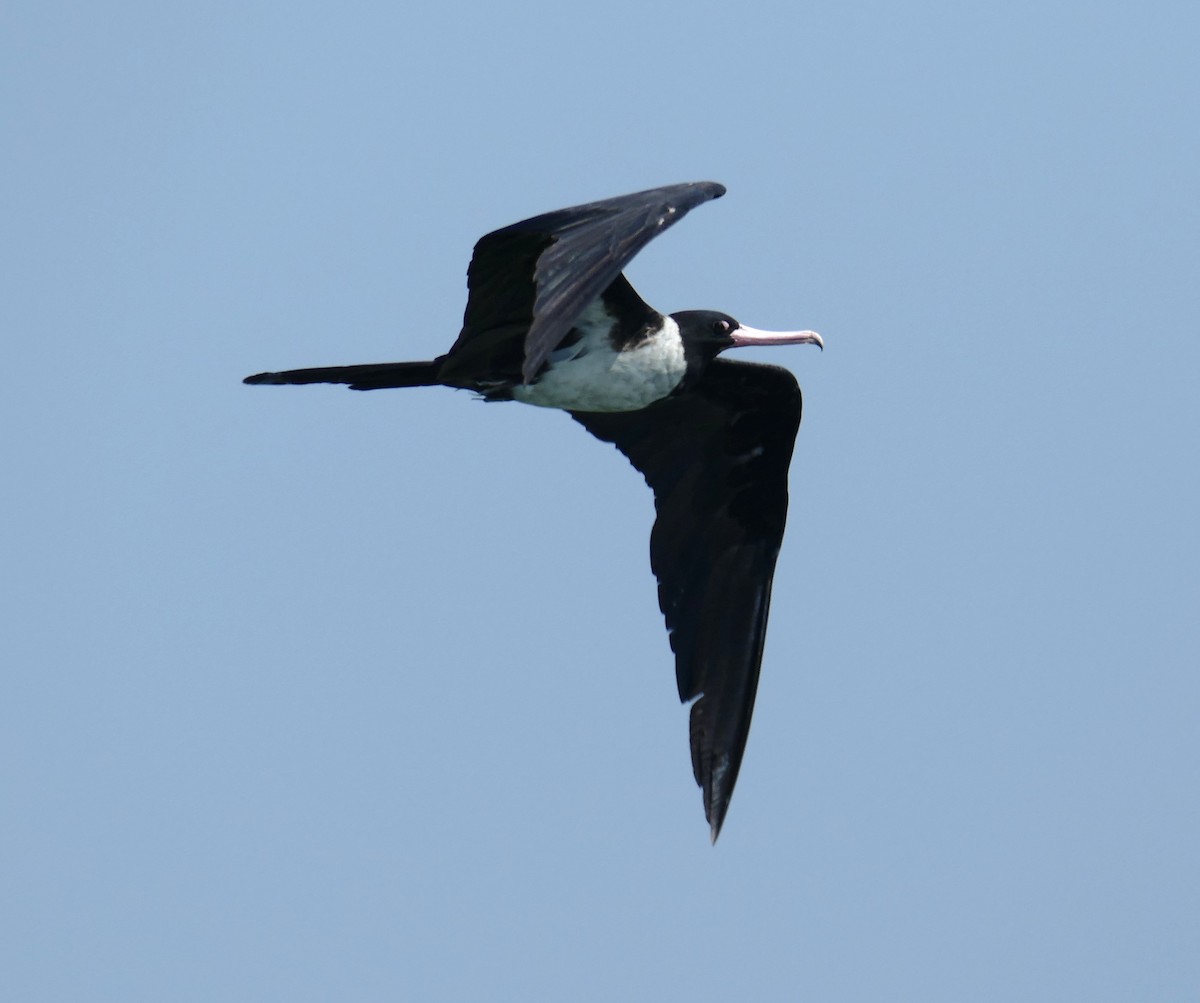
{"left": 512, "top": 304, "right": 686, "bottom": 413}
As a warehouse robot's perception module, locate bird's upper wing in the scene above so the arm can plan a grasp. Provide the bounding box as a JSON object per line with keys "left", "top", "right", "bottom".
{"left": 571, "top": 360, "right": 802, "bottom": 840}
{"left": 448, "top": 181, "right": 726, "bottom": 385}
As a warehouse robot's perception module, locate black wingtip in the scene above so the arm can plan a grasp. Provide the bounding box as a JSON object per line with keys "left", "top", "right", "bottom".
{"left": 685, "top": 180, "right": 726, "bottom": 203}
{"left": 709, "top": 815, "right": 725, "bottom": 845}
{"left": 243, "top": 372, "right": 275, "bottom": 385}
{"left": 705, "top": 783, "right": 732, "bottom": 844}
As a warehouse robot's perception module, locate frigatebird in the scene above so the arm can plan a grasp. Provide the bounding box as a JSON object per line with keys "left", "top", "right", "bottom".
{"left": 245, "top": 181, "right": 823, "bottom": 840}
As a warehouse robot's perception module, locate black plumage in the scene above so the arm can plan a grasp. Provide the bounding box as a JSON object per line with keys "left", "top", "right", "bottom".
{"left": 573, "top": 361, "right": 801, "bottom": 835}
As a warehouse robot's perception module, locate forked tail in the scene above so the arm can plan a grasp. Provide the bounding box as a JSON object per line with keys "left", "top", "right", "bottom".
{"left": 243, "top": 359, "right": 444, "bottom": 391}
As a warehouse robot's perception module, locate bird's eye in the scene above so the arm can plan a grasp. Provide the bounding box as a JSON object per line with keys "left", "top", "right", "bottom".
{"left": 713, "top": 319, "right": 731, "bottom": 335}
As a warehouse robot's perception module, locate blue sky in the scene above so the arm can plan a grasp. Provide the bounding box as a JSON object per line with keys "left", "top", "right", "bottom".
{"left": 4, "top": 1, "right": 1198, "bottom": 999}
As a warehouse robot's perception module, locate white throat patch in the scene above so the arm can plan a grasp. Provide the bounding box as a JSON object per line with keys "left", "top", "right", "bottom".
{"left": 512, "top": 303, "right": 686, "bottom": 413}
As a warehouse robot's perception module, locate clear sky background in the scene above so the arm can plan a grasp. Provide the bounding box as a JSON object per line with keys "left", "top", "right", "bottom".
{"left": 4, "top": 1, "right": 1198, "bottom": 1000}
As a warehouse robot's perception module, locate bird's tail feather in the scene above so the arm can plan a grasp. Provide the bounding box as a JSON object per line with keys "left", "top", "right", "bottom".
{"left": 243, "top": 359, "right": 444, "bottom": 391}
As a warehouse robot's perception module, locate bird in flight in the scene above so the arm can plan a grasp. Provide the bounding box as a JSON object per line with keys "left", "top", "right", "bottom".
{"left": 245, "top": 181, "right": 823, "bottom": 840}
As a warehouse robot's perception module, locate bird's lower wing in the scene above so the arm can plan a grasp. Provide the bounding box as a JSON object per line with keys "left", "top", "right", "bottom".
{"left": 571, "top": 360, "right": 802, "bottom": 840}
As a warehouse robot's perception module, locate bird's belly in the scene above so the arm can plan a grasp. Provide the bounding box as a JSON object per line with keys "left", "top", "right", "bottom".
{"left": 512, "top": 316, "right": 686, "bottom": 413}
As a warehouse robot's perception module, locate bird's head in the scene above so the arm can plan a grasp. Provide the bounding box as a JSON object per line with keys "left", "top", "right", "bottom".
{"left": 671, "top": 310, "right": 824, "bottom": 364}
